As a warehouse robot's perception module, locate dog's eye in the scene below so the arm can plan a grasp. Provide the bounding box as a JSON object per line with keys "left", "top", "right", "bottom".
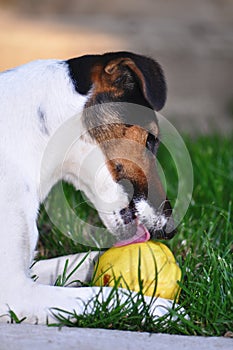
{"left": 146, "top": 133, "right": 159, "bottom": 154}
{"left": 115, "top": 163, "right": 123, "bottom": 173}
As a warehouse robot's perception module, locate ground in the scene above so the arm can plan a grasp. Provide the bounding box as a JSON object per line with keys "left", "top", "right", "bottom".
{"left": 0, "top": 324, "right": 232, "bottom": 350}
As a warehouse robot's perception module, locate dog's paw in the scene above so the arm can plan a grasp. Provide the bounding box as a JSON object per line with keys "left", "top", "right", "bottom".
{"left": 98, "top": 287, "right": 186, "bottom": 320}
{"left": 0, "top": 281, "right": 186, "bottom": 324}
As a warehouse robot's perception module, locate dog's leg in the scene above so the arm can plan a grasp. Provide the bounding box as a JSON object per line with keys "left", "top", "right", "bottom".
{"left": 32, "top": 251, "right": 101, "bottom": 286}
{"left": 0, "top": 191, "right": 108, "bottom": 325}
{"left": 0, "top": 183, "right": 142, "bottom": 324}
{"left": 0, "top": 203, "right": 176, "bottom": 325}
{"left": 0, "top": 181, "right": 181, "bottom": 324}
{"left": 0, "top": 212, "right": 180, "bottom": 326}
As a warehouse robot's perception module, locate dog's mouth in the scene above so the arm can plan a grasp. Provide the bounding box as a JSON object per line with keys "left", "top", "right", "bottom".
{"left": 114, "top": 222, "right": 150, "bottom": 247}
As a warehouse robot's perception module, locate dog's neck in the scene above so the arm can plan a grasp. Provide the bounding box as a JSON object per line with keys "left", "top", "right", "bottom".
{"left": 0, "top": 59, "right": 93, "bottom": 201}
{"left": 36, "top": 62, "right": 128, "bottom": 213}
{"left": 33, "top": 60, "right": 93, "bottom": 201}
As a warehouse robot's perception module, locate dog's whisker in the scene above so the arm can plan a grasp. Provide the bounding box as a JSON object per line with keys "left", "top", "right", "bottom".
{"left": 157, "top": 199, "right": 171, "bottom": 211}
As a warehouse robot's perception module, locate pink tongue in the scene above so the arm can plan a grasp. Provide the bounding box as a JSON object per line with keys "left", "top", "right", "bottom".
{"left": 114, "top": 224, "right": 150, "bottom": 247}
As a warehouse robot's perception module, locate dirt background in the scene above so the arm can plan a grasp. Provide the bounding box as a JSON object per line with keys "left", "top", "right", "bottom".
{"left": 0, "top": 0, "right": 233, "bottom": 134}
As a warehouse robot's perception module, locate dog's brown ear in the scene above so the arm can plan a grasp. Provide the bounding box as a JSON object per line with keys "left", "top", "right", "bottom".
{"left": 104, "top": 55, "right": 167, "bottom": 111}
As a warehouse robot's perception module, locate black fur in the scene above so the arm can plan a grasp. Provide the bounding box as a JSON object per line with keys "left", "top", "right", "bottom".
{"left": 38, "top": 107, "right": 49, "bottom": 136}
{"left": 67, "top": 54, "right": 99, "bottom": 95}
{"left": 146, "top": 133, "right": 160, "bottom": 155}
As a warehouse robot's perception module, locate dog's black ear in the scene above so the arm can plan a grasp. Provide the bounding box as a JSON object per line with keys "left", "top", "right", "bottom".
{"left": 104, "top": 54, "right": 167, "bottom": 111}
{"left": 67, "top": 54, "right": 101, "bottom": 95}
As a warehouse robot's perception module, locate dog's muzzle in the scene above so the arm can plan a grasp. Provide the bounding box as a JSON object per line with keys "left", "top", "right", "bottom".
{"left": 115, "top": 199, "right": 176, "bottom": 247}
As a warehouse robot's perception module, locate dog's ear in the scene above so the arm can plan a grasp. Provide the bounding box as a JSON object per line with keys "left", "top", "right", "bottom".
{"left": 67, "top": 53, "right": 166, "bottom": 111}
{"left": 104, "top": 55, "right": 167, "bottom": 111}
{"left": 67, "top": 55, "right": 101, "bottom": 95}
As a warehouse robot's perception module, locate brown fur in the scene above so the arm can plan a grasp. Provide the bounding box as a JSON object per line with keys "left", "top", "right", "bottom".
{"left": 90, "top": 62, "right": 125, "bottom": 99}
{"left": 91, "top": 124, "right": 165, "bottom": 204}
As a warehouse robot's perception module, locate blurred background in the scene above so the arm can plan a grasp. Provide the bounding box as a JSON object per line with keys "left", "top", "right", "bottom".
{"left": 0, "top": 0, "right": 233, "bottom": 134}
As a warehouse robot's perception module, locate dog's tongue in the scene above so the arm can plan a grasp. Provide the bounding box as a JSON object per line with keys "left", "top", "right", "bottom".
{"left": 114, "top": 223, "right": 150, "bottom": 247}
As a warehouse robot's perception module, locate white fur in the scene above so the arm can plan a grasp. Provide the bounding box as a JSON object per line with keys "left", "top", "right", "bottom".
{"left": 0, "top": 60, "right": 177, "bottom": 324}
{"left": 135, "top": 199, "right": 168, "bottom": 231}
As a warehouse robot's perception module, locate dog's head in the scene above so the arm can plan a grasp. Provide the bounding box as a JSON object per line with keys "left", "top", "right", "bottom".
{"left": 67, "top": 52, "right": 176, "bottom": 246}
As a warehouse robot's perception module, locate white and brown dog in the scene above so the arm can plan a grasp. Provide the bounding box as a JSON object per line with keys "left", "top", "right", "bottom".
{"left": 0, "top": 52, "right": 177, "bottom": 324}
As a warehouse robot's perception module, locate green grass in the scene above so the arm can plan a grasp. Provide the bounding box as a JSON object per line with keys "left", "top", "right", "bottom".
{"left": 37, "top": 134, "right": 233, "bottom": 336}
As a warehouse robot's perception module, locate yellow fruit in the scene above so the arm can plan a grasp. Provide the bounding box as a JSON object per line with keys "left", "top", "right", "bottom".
{"left": 94, "top": 241, "right": 181, "bottom": 300}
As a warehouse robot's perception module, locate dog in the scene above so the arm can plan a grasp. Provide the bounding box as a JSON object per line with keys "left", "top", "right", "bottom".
{"left": 0, "top": 51, "right": 176, "bottom": 324}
